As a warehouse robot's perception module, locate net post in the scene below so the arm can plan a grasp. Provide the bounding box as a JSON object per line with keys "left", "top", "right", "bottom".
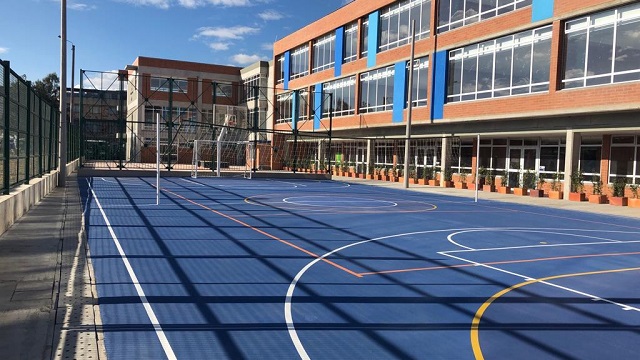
{"left": 156, "top": 112, "right": 160, "bottom": 205}
{"left": 403, "top": 20, "right": 416, "bottom": 189}
{"left": 475, "top": 134, "right": 480, "bottom": 203}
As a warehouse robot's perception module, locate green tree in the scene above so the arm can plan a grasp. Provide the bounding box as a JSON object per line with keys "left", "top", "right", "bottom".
{"left": 32, "top": 72, "right": 60, "bottom": 107}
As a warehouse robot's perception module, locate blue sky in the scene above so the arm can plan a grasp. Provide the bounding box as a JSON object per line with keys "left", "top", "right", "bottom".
{"left": 0, "top": 0, "right": 352, "bottom": 86}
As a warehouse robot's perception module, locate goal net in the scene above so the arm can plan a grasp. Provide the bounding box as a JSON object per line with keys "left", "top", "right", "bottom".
{"left": 191, "top": 139, "right": 254, "bottom": 179}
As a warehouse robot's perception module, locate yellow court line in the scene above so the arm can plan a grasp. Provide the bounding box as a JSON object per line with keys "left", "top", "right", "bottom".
{"left": 470, "top": 267, "right": 640, "bottom": 360}
{"left": 161, "top": 188, "right": 363, "bottom": 278}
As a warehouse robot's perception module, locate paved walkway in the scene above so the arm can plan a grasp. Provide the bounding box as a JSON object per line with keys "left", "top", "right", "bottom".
{"left": 0, "top": 173, "right": 104, "bottom": 360}
{"left": 0, "top": 173, "right": 637, "bottom": 360}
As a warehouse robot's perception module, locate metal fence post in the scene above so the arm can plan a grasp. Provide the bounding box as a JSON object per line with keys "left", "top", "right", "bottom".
{"left": 38, "top": 97, "right": 43, "bottom": 177}
{"left": 25, "top": 81, "right": 32, "bottom": 183}
{"left": 2, "top": 61, "right": 10, "bottom": 194}
{"left": 79, "top": 70, "right": 84, "bottom": 166}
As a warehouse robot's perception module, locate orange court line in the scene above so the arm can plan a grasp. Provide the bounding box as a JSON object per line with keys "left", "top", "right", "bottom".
{"left": 161, "top": 187, "right": 363, "bottom": 278}
{"left": 360, "top": 251, "right": 640, "bottom": 276}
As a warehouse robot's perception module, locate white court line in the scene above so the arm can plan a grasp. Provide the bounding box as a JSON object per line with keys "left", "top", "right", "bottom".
{"left": 439, "top": 250, "right": 640, "bottom": 313}
{"left": 180, "top": 178, "right": 206, "bottom": 186}
{"left": 446, "top": 228, "right": 630, "bottom": 251}
{"left": 285, "top": 227, "right": 640, "bottom": 358}
{"left": 87, "top": 180, "right": 177, "bottom": 360}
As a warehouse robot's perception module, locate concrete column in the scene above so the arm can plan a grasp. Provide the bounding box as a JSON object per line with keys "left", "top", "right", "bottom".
{"left": 563, "top": 130, "right": 581, "bottom": 199}
{"left": 440, "top": 136, "right": 450, "bottom": 186}
{"left": 366, "top": 139, "right": 373, "bottom": 175}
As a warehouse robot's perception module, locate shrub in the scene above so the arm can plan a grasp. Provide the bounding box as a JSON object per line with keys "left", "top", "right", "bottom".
{"left": 611, "top": 178, "right": 627, "bottom": 198}
{"left": 523, "top": 170, "right": 536, "bottom": 189}
{"left": 591, "top": 175, "right": 602, "bottom": 195}
{"left": 570, "top": 169, "right": 584, "bottom": 193}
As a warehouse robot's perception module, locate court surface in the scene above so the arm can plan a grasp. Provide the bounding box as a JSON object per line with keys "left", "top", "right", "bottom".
{"left": 79, "top": 176, "right": 640, "bottom": 360}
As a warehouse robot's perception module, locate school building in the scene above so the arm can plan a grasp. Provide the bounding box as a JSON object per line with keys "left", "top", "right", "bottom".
{"left": 272, "top": 0, "right": 640, "bottom": 198}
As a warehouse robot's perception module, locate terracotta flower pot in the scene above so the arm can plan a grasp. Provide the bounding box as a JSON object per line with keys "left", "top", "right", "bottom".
{"left": 609, "top": 197, "right": 628, "bottom": 206}
{"left": 428, "top": 180, "right": 440, "bottom": 187}
{"left": 549, "top": 191, "right": 563, "bottom": 200}
{"left": 529, "top": 189, "right": 544, "bottom": 198}
{"left": 454, "top": 182, "right": 467, "bottom": 189}
{"left": 498, "top": 186, "right": 510, "bottom": 194}
{"left": 569, "top": 192, "right": 586, "bottom": 202}
{"left": 483, "top": 184, "right": 495, "bottom": 192}
{"left": 588, "top": 194, "right": 607, "bottom": 204}
{"left": 628, "top": 198, "right": 640, "bottom": 208}
{"left": 513, "top": 187, "right": 527, "bottom": 196}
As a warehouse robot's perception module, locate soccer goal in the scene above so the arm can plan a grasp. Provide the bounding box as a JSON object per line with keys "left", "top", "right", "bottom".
{"left": 191, "top": 139, "right": 254, "bottom": 179}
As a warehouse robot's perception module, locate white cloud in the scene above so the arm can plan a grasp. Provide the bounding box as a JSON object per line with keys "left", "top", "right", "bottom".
{"left": 258, "top": 9, "right": 284, "bottom": 21}
{"left": 69, "top": 2, "right": 97, "bottom": 10}
{"left": 206, "top": 0, "right": 251, "bottom": 5}
{"left": 260, "top": 43, "right": 273, "bottom": 51}
{"left": 0, "top": 47, "right": 8, "bottom": 54}
{"left": 230, "top": 53, "right": 264, "bottom": 65}
{"left": 121, "top": 0, "right": 171, "bottom": 9}
{"left": 209, "top": 42, "right": 231, "bottom": 50}
{"left": 195, "top": 25, "right": 259, "bottom": 40}
{"left": 82, "top": 71, "right": 127, "bottom": 91}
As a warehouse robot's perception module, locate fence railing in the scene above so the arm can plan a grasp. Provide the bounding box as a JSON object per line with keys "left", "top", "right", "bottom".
{"left": 1, "top": 60, "right": 62, "bottom": 195}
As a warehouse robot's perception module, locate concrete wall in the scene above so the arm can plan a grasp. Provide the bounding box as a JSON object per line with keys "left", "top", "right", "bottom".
{"left": 0, "top": 159, "right": 80, "bottom": 236}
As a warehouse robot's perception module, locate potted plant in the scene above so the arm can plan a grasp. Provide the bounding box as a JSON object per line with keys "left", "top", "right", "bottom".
{"left": 381, "top": 167, "right": 390, "bottom": 181}
{"left": 418, "top": 166, "right": 429, "bottom": 185}
{"left": 483, "top": 169, "right": 495, "bottom": 192}
{"left": 629, "top": 184, "right": 640, "bottom": 208}
{"left": 455, "top": 169, "right": 468, "bottom": 189}
{"left": 530, "top": 174, "right": 545, "bottom": 198}
{"left": 588, "top": 175, "right": 607, "bottom": 204}
{"left": 427, "top": 167, "right": 439, "bottom": 186}
{"left": 497, "top": 170, "right": 510, "bottom": 194}
{"left": 366, "top": 161, "right": 375, "bottom": 180}
{"left": 549, "top": 172, "right": 563, "bottom": 199}
{"left": 569, "top": 169, "right": 586, "bottom": 202}
{"left": 442, "top": 168, "right": 453, "bottom": 188}
{"left": 410, "top": 165, "right": 418, "bottom": 184}
{"left": 609, "top": 178, "right": 628, "bottom": 206}
{"left": 390, "top": 166, "right": 399, "bottom": 182}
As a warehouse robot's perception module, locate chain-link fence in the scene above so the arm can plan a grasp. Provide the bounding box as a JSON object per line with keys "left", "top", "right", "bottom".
{"left": 1, "top": 60, "right": 61, "bottom": 194}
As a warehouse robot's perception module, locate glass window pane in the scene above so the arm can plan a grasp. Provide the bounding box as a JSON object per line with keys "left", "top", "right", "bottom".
{"left": 564, "top": 31, "right": 587, "bottom": 81}
{"left": 586, "top": 23, "right": 614, "bottom": 77}
{"left": 580, "top": 146, "right": 601, "bottom": 174}
{"left": 540, "top": 147, "right": 559, "bottom": 172}
{"left": 610, "top": 146, "right": 634, "bottom": 175}
{"left": 494, "top": 38, "right": 513, "bottom": 90}
{"left": 614, "top": 18, "right": 640, "bottom": 74}
{"left": 532, "top": 29, "right": 552, "bottom": 84}
{"left": 492, "top": 146, "right": 507, "bottom": 169}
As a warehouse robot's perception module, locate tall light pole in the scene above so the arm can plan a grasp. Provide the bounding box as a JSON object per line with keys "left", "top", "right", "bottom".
{"left": 59, "top": 0, "right": 68, "bottom": 186}
{"left": 59, "top": 36, "right": 75, "bottom": 125}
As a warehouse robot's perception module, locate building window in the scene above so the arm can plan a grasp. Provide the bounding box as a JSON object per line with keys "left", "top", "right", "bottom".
{"left": 243, "top": 74, "right": 264, "bottom": 102}
{"left": 563, "top": 3, "right": 640, "bottom": 89}
{"left": 448, "top": 25, "right": 551, "bottom": 102}
{"left": 290, "top": 45, "right": 310, "bottom": 80}
{"left": 579, "top": 138, "right": 602, "bottom": 177}
{"left": 539, "top": 139, "right": 566, "bottom": 179}
{"left": 214, "top": 82, "right": 233, "bottom": 102}
{"left": 150, "top": 78, "right": 187, "bottom": 93}
{"left": 408, "top": 56, "right": 429, "bottom": 107}
{"left": 379, "top": 0, "right": 431, "bottom": 52}
{"left": 322, "top": 76, "right": 356, "bottom": 118}
{"left": 312, "top": 33, "right": 336, "bottom": 73}
{"left": 344, "top": 22, "right": 358, "bottom": 63}
{"left": 276, "top": 93, "right": 293, "bottom": 124}
{"left": 438, "top": 0, "right": 531, "bottom": 33}
{"left": 360, "top": 65, "right": 395, "bottom": 113}
{"left": 277, "top": 55, "right": 285, "bottom": 84}
{"left": 361, "top": 18, "right": 369, "bottom": 57}
{"left": 275, "top": 90, "right": 308, "bottom": 124}
{"left": 609, "top": 135, "right": 639, "bottom": 184}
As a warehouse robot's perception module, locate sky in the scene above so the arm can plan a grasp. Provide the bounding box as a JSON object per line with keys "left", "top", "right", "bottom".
{"left": 0, "top": 0, "right": 353, "bottom": 87}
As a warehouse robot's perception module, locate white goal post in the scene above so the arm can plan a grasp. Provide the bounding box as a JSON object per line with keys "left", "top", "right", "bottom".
{"left": 191, "top": 139, "right": 254, "bottom": 179}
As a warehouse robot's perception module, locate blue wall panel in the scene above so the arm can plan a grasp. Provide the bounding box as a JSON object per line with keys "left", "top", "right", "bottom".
{"left": 291, "top": 90, "right": 299, "bottom": 130}
{"left": 283, "top": 51, "right": 291, "bottom": 90}
{"left": 334, "top": 27, "right": 344, "bottom": 77}
{"left": 314, "top": 84, "right": 323, "bottom": 130}
{"left": 392, "top": 62, "right": 407, "bottom": 123}
{"left": 367, "top": 11, "right": 379, "bottom": 68}
{"left": 532, "top": 0, "right": 554, "bottom": 22}
{"left": 431, "top": 51, "right": 448, "bottom": 121}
